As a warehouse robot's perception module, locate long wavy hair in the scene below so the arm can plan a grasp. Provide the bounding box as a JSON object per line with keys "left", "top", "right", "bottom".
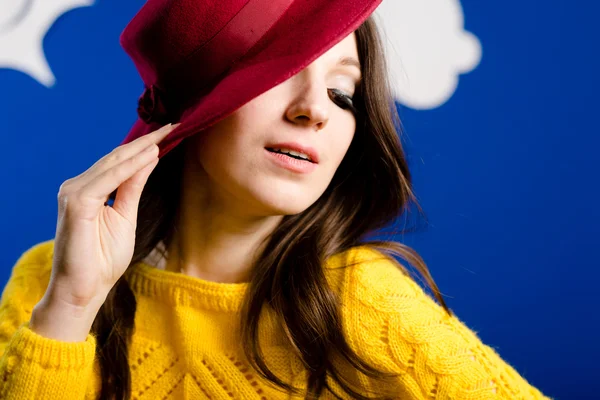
{"left": 92, "top": 15, "right": 451, "bottom": 400}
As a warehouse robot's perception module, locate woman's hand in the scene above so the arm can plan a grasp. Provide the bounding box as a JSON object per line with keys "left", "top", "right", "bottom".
{"left": 30, "top": 123, "right": 178, "bottom": 342}
{"left": 48, "top": 123, "right": 178, "bottom": 311}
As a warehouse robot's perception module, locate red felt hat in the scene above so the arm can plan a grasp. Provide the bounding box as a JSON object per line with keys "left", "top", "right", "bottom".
{"left": 119, "top": 0, "right": 382, "bottom": 158}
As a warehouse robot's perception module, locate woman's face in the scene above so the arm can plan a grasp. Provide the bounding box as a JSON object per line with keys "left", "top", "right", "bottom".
{"left": 186, "top": 32, "right": 362, "bottom": 216}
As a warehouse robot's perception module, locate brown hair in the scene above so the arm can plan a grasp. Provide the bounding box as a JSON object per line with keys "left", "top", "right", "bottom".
{"left": 92, "top": 15, "right": 451, "bottom": 400}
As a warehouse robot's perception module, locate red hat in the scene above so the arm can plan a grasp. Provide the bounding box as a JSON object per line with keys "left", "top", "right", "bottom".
{"left": 119, "top": 0, "right": 382, "bottom": 159}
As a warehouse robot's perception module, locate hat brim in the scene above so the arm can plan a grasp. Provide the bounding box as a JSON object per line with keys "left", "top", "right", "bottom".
{"left": 120, "top": 0, "right": 382, "bottom": 159}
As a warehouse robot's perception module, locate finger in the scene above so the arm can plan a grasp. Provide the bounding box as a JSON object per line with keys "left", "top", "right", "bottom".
{"left": 76, "top": 123, "right": 178, "bottom": 188}
{"left": 78, "top": 143, "right": 159, "bottom": 210}
{"left": 112, "top": 156, "right": 159, "bottom": 224}
{"left": 96, "top": 122, "right": 177, "bottom": 168}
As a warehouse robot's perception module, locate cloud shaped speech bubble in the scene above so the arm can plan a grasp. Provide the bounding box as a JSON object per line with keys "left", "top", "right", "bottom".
{"left": 374, "top": 0, "right": 482, "bottom": 110}
{"left": 1, "top": 0, "right": 479, "bottom": 107}
{"left": 0, "top": 0, "right": 94, "bottom": 87}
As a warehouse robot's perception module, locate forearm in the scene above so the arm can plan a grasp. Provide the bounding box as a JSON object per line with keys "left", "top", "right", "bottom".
{"left": 0, "top": 241, "right": 100, "bottom": 399}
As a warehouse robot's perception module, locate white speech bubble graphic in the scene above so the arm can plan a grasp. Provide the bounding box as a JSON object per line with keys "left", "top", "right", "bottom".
{"left": 374, "top": 0, "right": 482, "bottom": 110}
{"left": 0, "top": 0, "right": 94, "bottom": 87}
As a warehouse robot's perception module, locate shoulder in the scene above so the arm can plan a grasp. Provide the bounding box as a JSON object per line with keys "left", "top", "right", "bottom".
{"left": 325, "top": 244, "right": 452, "bottom": 369}
{"left": 6, "top": 239, "right": 55, "bottom": 284}
{"left": 325, "top": 244, "right": 443, "bottom": 315}
{"left": 1, "top": 239, "right": 55, "bottom": 312}
{"left": 10, "top": 239, "right": 55, "bottom": 270}
{"left": 1, "top": 239, "right": 55, "bottom": 344}
{"left": 325, "top": 244, "right": 451, "bottom": 342}
{"left": 325, "top": 246, "right": 552, "bottom": 399}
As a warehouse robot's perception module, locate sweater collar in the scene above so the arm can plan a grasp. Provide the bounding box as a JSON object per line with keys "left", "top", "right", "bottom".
{"left": 127, "top": 261, "right": 249, "bottom": 313}
{"left": 127, "top": 241, "right": 249, "bottom": 313}
{"left": 126, "top": 241, "right": 375, "bottom": 313}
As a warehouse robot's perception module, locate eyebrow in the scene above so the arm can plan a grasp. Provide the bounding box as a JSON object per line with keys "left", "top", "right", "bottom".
{"left": 337, "top": 56, "right": 362, "bottom": 83}
{"left": 338, "top": 56, "right": 361, "bottom": 69}
{"left": 338, "top": 56, "right": 363, "bottom": 85}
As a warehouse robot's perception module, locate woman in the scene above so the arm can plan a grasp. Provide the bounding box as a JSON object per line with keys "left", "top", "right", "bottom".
{"left": 0, "top": 0, "right": 550, "bottom": 399}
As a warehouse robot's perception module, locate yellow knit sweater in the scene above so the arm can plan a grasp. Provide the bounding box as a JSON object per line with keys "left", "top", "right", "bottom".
{"left": 0, "top": 240, "right": 550, "bottom": 399}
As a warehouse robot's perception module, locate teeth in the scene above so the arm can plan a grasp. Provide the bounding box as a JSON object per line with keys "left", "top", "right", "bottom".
{"left": 271, "top": 148, "right": 312, "bottom": 161}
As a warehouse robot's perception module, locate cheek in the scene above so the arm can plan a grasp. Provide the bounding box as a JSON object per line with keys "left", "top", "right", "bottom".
{"left": 193, "top": 126, "right": 263, "bottom": 196}
{"left": 193, "top": 130, "right": 217, "bottom": 165}
{"left": 327, "top": 126, "right": 356, "bottom": 170}
{"left": 197, "top": 133, "right": 241, "bottom": 178}
{"left": 188, "top": 127, "right": 230, "bottom": 183}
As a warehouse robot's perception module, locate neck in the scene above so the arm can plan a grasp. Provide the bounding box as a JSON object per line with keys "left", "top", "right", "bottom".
{"left": 166, "top": 157, "right": 283, "bottom": 283}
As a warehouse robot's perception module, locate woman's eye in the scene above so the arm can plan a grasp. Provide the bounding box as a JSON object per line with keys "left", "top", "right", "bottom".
{"left": 329, "top": 88, "right": 357, "bottom": 114}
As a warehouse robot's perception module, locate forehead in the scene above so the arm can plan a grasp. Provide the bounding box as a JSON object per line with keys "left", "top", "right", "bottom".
{"left": 323, "top": 32, "right": 359, "bottom": 61}
{"left": 314, "top": 32, "right": 361, "bottom": 76}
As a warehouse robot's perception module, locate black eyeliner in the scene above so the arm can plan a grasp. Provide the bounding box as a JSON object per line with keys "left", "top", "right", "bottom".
{"left": 329, "top": 88, "right": 358, "bottom": 114}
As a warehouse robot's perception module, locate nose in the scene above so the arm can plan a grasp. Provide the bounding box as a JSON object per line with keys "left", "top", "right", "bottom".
{"left": 285, "top": 75, "right": 330, "bottom": 131}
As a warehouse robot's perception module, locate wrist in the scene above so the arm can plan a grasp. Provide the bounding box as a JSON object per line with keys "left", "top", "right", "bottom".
{"left": 29, "top": 292, "right": 104, "bottom": 343}
{"left": 48, "top": 274, "right": 109, "bottom": 310}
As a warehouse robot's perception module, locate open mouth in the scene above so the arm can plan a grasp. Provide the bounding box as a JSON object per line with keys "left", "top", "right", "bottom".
{"left": 265, "top": 147, "right": 314, "bottom": 163}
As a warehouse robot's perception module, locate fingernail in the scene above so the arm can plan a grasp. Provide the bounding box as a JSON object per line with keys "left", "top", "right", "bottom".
{"left": 156, "top": 124, "right": 173, "bottom": 134}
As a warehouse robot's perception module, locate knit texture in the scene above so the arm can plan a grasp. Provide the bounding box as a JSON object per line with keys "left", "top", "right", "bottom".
{"left": 0, "top": 240, "right": 551, "bottom": 399}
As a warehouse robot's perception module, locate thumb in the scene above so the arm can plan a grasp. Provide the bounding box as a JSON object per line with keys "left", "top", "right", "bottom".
{"left": 112, "top": 158, "right": 158, "bottom": 224}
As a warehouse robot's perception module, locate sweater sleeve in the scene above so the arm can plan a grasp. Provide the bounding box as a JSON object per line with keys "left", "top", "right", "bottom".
{"left": 0, "top": 240, "right": 97, "bottom": 400}
{"left": 340, "top": 247, "right": 552, "bottom": 400}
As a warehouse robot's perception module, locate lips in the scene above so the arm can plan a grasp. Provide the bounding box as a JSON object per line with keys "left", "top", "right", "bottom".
{"left": 264, "top": 141, "right": 319, "bottom": 164}
{"left": 264, "top": 148, "right": 317, "bottom": 174}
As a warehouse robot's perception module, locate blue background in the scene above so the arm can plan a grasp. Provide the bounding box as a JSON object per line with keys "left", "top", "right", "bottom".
{"left": 1, "top": 1, "right": 597, "bottom": 398}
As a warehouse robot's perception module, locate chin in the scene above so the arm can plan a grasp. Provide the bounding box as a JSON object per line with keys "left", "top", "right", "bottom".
{"left": 242, "top": 180, "right": 324, "bottom": 216}
{"left": 265, "top": 199, "right": 313, "bottom": 216}
{"left": 252, "top": 193, "right": 315, "bottom": 216}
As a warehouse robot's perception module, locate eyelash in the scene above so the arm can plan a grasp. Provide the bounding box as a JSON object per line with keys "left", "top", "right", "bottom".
{"left": 329, "top": 88, "right": 358, "bottom": 114}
